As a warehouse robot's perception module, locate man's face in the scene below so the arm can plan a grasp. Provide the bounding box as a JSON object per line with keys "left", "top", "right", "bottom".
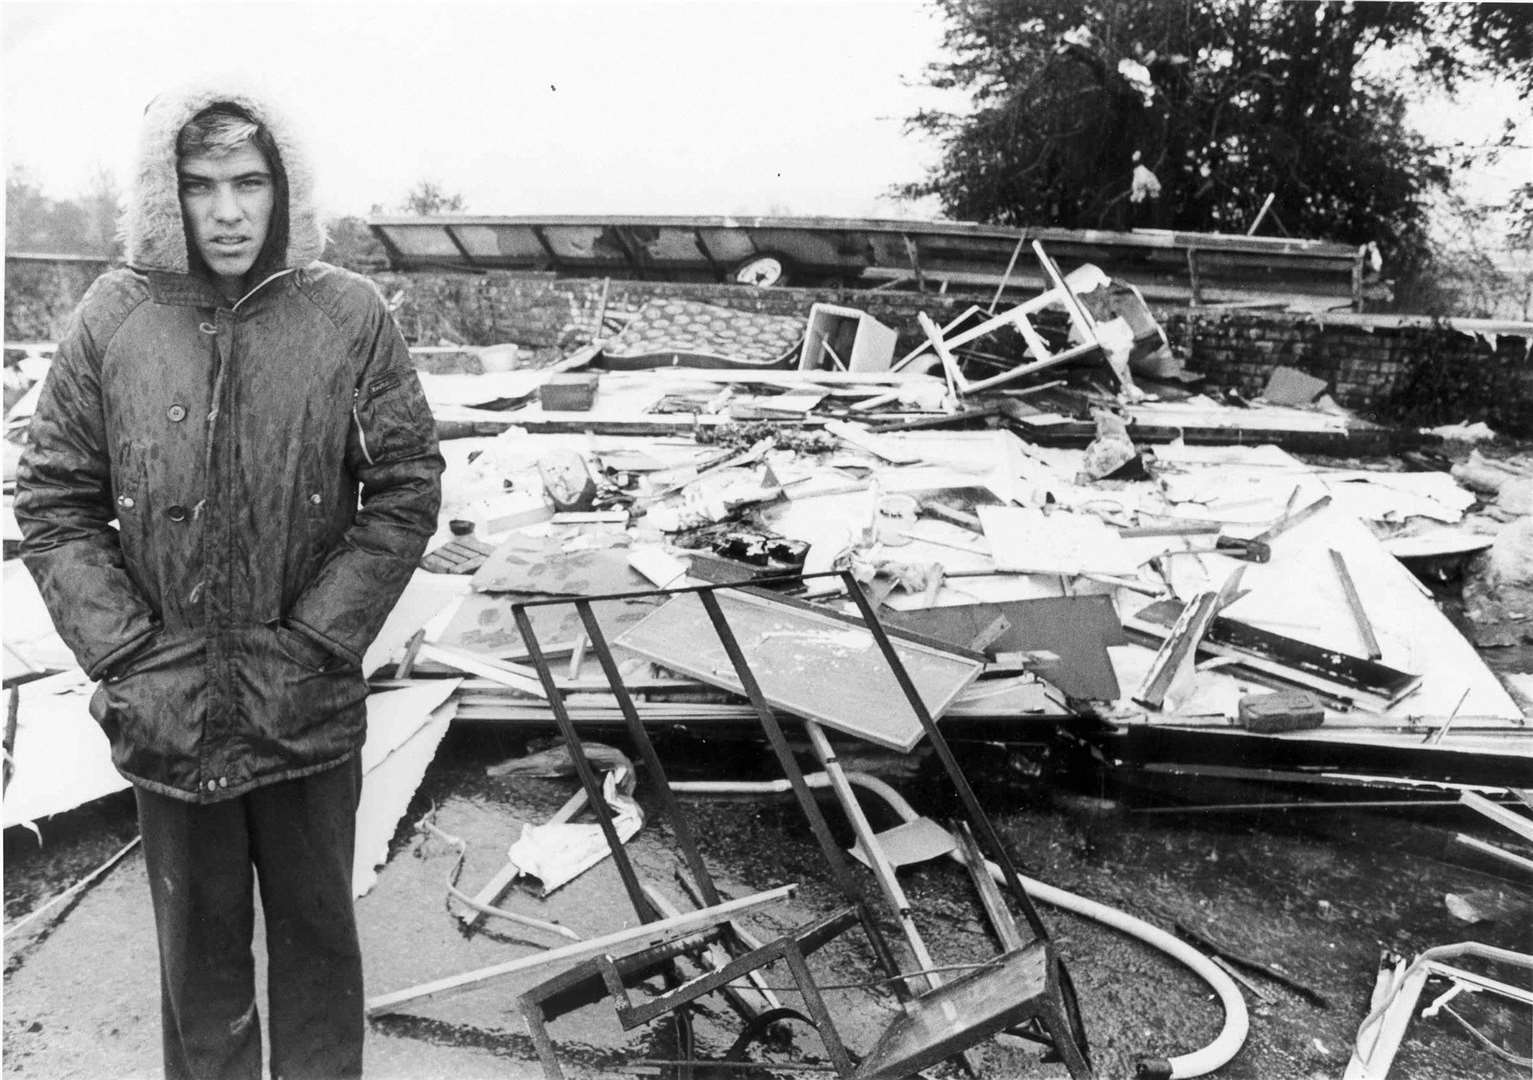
{"left": 178, "top": 143, "right": 275, "bottom": 299}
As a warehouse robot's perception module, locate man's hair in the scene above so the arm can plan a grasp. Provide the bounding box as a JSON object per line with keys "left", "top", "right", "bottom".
{"left": 176, "top": 107, "right": 263, "bottom": 160}
{"left": 176, "top": 103, "right": 290, "bottom": 284}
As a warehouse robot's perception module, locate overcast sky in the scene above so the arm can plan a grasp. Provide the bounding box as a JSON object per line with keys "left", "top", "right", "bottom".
{"left": 2, "top": 0, "right": 956, "bottom": 220}
{"left": 2, "top": 0, "right": 1528, "bottom": 229}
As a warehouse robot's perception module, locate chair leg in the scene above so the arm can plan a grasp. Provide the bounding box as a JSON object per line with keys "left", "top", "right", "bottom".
{"left": 782, "top": 941, "right": 858, "bottom": 1077}
{"left": 516, "top": 992, "right": 569, "bottom": 1080}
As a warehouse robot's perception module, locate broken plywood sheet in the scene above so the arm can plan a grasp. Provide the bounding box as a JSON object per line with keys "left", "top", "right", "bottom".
{"left": 1151, "top": 445, "right": 1475, "bottom": 525}
{"left": 4, "top": 558, "right": 79, "bottom": 675}
{"left": 471, "top": 533, "right": 643, "bottom": 595}
{"left": 616, "top": 590, "right": 983, "bottom": 752}
{"left": 3, "top": 669, "right": 129, "bottom": 829}
{"left": 1125, "top": 397, "right": 1350, "bottom": 433}
{"left": 363, "top": 568, "right": 476, "bottom": 678}
{"left": 1150, "top": 505, "right": 1521, "bottom": 720}
{"left": 880, "top": 595, "right": 1126, "bottom": 701}
{"left": 979, "top": 506, "right": 1140, "bottom": 577}
{"left": 438, "top": 592, "right": 660, "bottom": 667}
{"left": 1321, "top": 472, "right": 1475, "bottom": 524}
{"left": 1261, "top": 366, "right": 1328, "bottom": 405}
{"left": 354, "top": 680, "right": 461, "bottom": 897}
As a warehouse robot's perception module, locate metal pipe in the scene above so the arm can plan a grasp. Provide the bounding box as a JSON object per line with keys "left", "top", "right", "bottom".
{"left": 670, "top": 771, "right": 1249, "bottom": 1079}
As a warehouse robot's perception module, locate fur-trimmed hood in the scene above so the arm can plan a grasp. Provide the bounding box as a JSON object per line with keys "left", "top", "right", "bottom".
{"left": 124, "top": 82, "right": 325, "bottom": 275}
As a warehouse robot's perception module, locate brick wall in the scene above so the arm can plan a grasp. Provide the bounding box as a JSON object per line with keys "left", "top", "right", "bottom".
{"left": 1165, "top": 310, "right": 1533, "bottom": 434}
{"left": 10, "top": 259, "right": 1533, "bottom": 436}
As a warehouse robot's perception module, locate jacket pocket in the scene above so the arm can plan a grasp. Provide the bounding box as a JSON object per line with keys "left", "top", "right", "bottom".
{"left": 353, "top": 367, "right": 434, "bottom": 463}
{"left": 241, "top": 625, "right": 367, "bottom": 758}
{"left": 89, "top": 629, "right": 208, "bottom": 787}
{"left": 272, "top": 622, "right": 335, "bottom": 672}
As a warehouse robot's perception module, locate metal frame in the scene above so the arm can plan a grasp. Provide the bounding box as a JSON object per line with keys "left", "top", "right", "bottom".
{"left": 508, "top": 571, "right": 1092, "bottom": 1077}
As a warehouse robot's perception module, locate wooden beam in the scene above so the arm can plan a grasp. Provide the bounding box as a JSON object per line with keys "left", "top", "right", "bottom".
{"left": 1460, "top": 791, "right": 1533, "bottom": 844}
{"left": 1455, "top": 833, "right": 1533, "bottom": 875}
{"left": 417, "top": 643, "right": 547, "bottom": 698}
{"left": 1329, "top": 548, "right": 1382, "bottom": 660}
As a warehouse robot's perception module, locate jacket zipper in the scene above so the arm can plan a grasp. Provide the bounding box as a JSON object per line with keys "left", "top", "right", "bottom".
{"left": 352, "top": 389, "right": 376, "bottom": 466}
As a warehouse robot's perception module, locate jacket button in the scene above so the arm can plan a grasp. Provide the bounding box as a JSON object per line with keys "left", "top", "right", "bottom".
{"left": 117, "top": 495, "right": 135, "bottom": 510}
{"left": 206, "top": 779, "right": 217, "bottom": 792}
{"left": 167, "top": 404, "right": 187, "bottom": 422}
{"left": 165, "top": 505, "right": 188, "bottom": 523}
{"left": 218, "top": 777, "right": 229, "bottom": 789}
{"left": 308, "top": 492, "right": 322, "bottom": 505}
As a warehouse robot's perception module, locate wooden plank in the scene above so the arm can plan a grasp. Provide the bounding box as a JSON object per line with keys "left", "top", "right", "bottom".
{"left": 1455, "top": 833, "right": 1533, "bottom": 875}
{"left": 366, "top": 884, "right": 797, "bottom": 1017}
{"left": 1328, "top": 549, "right": 1382, "bottom": 660}
{"left": 1135, "top": 591, "right": 1221, "bottom": 710}
{"left": 1459, "top": 791, "right": 1533, "bottom": 844}
{"left": 417, "top": 643, "right": 547, "bottom": 698}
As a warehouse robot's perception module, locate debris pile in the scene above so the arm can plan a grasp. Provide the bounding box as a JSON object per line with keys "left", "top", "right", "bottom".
{"left": 5, "top": 242, "right": 1531, "bottom": 1078}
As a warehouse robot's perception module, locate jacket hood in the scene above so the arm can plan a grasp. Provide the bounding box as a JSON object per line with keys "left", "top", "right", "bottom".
{"left": 124, "top": 81, "right": 325, "bottom": 275}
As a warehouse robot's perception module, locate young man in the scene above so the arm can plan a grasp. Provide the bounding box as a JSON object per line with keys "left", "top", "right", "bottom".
{"left": 14, "top": 85, "right": 444, "bottom": 1078}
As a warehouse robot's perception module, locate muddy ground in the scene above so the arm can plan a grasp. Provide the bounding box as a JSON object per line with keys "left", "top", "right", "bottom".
{"left": 4, "top": 720, "right": 1530, "bottom": 1080}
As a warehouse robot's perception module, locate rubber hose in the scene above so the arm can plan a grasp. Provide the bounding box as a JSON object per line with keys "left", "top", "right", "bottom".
{"left": 670, "top": 773, "right": 1250, "bottom": 1079}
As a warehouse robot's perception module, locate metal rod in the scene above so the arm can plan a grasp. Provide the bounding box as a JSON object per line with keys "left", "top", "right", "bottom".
{"left": 838, "top": 570, "right": 1053, "bottom": 943}
{"left": 511, "top": 604, "right": 656, "bottom": 925}
{"left": 803, "top": 720, "right": 939, "bottom": 995}
{"left": 695, "top": 588, "right": 905, "bottom": 982}
{"left": 575, "top": 599, "right": 723, "bottom": 907}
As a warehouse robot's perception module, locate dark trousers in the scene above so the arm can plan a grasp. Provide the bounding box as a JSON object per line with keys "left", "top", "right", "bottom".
{"left": 135, "top": 758, "right": 365, "bottom": 1080}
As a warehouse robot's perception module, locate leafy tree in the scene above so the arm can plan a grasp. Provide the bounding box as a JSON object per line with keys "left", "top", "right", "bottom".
{"left": 401, "top": 181, "right": 466, "bottom": 216}
{"left": 899, "top": 1, "right": 1530, "bottom": 288}
{"left": 6, "top": 165, "right": 122, "bottom": 258}
{"left": 321, "top": 215, "right": 389, "bottom": 273}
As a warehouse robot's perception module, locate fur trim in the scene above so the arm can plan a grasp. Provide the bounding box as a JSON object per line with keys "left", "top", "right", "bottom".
{"left": 123, "top": 80, "right": 325, "bottom": 274}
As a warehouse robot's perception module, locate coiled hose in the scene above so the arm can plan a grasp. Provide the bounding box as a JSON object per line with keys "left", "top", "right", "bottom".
{"left": 670, "top": 771, "right": 1249, "bottom": 1079}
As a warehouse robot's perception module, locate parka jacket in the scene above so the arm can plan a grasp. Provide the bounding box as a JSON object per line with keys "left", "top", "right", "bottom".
{"left": 14, "top": 84, "right": 444, "bottom": 802}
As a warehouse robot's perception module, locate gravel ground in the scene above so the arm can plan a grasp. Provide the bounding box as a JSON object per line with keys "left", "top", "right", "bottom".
{"left": 4, "top": 724, "right": 1531, "bottom": 1080}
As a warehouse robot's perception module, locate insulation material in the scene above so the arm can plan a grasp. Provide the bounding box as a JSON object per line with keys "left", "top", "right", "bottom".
{"left": 506, "top": 767, "right": 643, "bottom": 895}
{"left": 600, "top": 298, "right": 804, "bottom": 369}
{"left": 3, "top": 670, "right": 129, "bottom": 829}
{"left": 353, "top": 680, "right": 461, "bottom": 897}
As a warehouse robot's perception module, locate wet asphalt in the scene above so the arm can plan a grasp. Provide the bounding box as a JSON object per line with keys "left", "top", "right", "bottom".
{"left": 4, "top": 720, "right": 1530, "bottom": 1080}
